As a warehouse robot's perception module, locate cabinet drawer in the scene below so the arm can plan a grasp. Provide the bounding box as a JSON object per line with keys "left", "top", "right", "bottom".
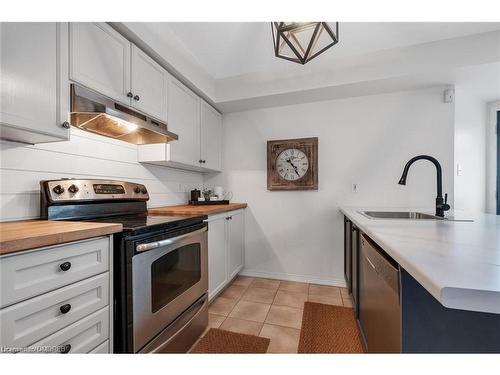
{"left": 0, "top": 273, "right": 109, "bottom": 348}
{"left": 89, "top": 339, "right": 109, "bottom": 353}
{"left": 1, "top": 237, "right": 109, "bottom": 308}
{"left": 29, "top": 307, "right": 109, "bottom": 354}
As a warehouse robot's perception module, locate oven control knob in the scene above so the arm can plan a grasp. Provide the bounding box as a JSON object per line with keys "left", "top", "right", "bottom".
{"left": 52, "top": 185, "right": 64, "bottom": 195}
{"left": 141, "top": 187, "right": 147, "bottom": 194}
{"left": 68, "top": 184, "right": 79, "bottom": 194}
{"left": 134, "top": 186, "right": 141, "bottom": 194}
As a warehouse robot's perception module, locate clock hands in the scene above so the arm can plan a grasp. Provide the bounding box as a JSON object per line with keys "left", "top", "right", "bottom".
{"left": 286, "top": 158, "right": 300, "bottom": 177}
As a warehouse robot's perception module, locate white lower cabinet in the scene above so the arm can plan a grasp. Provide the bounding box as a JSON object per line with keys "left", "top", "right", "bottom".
{"left": 0, "top": 236, "right": 113, "bottom": 353}
{"left": 207, "top": 216, "right": 228, "bottom": 300}
{"left": 207, "top": 209, "right": 245, "bottom": 301}
{"left": 228, "top": 210, "right": 245, "bottom": 280}
{"left": 29, "top": 307, "right": 109, "bottom": 354}
{"left": 89, "top": 339, "right": 109, "bottom": 353}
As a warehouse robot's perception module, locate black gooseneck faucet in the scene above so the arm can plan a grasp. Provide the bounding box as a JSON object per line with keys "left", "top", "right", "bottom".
{"left": 398, "top": 155, "right": 451, "bottom": 217}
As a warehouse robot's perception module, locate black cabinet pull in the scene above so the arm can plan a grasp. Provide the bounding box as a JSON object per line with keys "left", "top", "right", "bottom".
{"left": 59, "top": 304, "right": 71, "bottom": 314}
{"left": 127, "top": 92, "right": 133, "bottom": 98}
{"left": 59, "top": 262, "right": 71, "bottom": 272}
{"left": 133, "top": 95, "right": 140, "bottom": 101}
{"left": 61, "top": 121, "right": 70, "bottom": 129}
{"left": 60, "top": 344, "right": 71, "bottom": 354}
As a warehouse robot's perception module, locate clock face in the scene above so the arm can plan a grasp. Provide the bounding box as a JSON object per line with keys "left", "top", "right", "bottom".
{"left": 276, "top": 148, "right": 309, "bottom": 181}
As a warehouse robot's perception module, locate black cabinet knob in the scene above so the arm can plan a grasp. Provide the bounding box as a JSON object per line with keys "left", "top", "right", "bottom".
{"left": 68, "top": 184, "right": 79, "bottom": 194}
{"left": 59, "top": 262, "right": 71, "bottom": 271}
{"left": 53, "top": 185, "right": 64, "bottom": 195}
{"left": 61, "top": 121, "right": 70, "bottom": 129}
{"left": 59, "top": 304, "right": 71, "bottom": 314}
{"left": 133, "top": 95, "right": 140, "bottom": 101}
{"left": 60, "top": 344, "right": 71, "bottom": 354}
{"left": 127, "top": 92, "right": 133, "bottom": 98}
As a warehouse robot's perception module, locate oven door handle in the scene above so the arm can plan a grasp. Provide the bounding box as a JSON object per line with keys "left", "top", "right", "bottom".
{"left": 136, "top": 227, "right": 207, "bottom": 252}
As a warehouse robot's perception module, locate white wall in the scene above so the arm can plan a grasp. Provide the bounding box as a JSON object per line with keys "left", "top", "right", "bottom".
{"left": 486, "top": 101, "right": 500, "bottom": 214}
{"left": 0, "top": 128, "right": 203, "bottom": 221}
{"left": 206, "top": 87, "right": 455, "bottom": 286}
{"left": 454, "top": 88, "right": 487, "bottom": 213}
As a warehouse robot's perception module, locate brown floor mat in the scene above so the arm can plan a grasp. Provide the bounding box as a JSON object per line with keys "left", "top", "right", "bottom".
{"left": 298, "top": 302, "right": 364, "bottom": 353}
{"left": 191, "top": 328, "right": 270, "bottom": 354}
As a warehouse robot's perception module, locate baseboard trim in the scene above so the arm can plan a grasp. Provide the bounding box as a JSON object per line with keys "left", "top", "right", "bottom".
{"left": 238, "top": 269, "right": 347, "bottom": 288}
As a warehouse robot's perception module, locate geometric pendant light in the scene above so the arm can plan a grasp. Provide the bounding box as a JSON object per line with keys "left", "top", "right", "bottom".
{"left": 271, "top": 22, "right": 339, "bottom": 64}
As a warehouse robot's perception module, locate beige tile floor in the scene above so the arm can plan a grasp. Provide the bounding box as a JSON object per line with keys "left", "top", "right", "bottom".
{"left": 203, "top": 276, "right": 353, "bottom": 353}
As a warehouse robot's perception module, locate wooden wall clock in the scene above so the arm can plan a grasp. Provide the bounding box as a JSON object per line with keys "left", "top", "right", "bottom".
{"left": 267, "top": 137, "right": 318, "bottom": 190}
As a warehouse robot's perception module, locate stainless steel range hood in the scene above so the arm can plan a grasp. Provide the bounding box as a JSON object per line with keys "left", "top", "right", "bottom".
{"left": 70, "top": 84, "right": 178, "bottom": 145}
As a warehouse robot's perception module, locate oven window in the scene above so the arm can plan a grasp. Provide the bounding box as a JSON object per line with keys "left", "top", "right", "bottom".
{"left": 150, "top": 243, "right": 201, "bottom": 313}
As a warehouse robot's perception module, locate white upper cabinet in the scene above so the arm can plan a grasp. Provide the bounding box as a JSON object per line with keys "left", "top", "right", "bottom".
{"left": 70, "top": 23, "right": 131, "bottom": 104}
{"left": 0, "top": 22, "right": 69, "bottom": 144}
{"left": 138, "top": 92, "right": 223, "bottom": 173}
{"left": 167, "top": 77, "right": 201, "bottom": 166}
{"left": 130, "top": 45, "right": 169, "bottom": 122}
{"left": 200, "top": 100, "right": 223, "bottom": 171}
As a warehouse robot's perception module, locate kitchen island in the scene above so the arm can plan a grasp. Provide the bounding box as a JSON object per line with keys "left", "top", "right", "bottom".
{"left": 340, "top": 207, "right": 500, "bottom": 353}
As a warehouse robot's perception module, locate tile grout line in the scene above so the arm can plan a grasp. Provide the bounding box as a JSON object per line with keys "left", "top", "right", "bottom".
{"left": 257, "top": 281, "right": 280, "bottom": 337}
{"left": 224, "top": 280, "right": 250, "bottom": 319}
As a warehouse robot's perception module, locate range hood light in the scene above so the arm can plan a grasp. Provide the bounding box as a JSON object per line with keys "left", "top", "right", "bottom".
{"left": 110, "top": 116, "right": 139, "bottom": 133}
{"left": 69, "top": 84, "right": 178, "bottom": 145}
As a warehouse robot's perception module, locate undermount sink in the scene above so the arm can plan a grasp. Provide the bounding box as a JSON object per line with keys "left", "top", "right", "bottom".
{"left": 359, "top": 211, "right": 444, "bottom": 220}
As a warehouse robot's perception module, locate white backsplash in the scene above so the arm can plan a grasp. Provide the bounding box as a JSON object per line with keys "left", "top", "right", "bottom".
{"left": 0, "top": 128, "right": 204, "bottom": 221}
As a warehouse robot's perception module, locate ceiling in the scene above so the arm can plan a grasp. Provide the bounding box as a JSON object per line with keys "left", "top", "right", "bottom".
{"left": 120, "top": 22, "right": 500, "bottom": 111}
{"left": 162, "top": 22, "right": 500, "bottom": 79}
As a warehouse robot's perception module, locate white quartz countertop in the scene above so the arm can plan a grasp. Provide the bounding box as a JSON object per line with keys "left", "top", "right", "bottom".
{"left": 340, "top": 207, "right": 500, "bottom": 314}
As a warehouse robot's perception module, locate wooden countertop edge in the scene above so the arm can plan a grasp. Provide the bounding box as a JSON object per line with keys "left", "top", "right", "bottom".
{"left": 0, "top": 222, "right": 123, "bottom": 256}
{"left": 148, "top": 203, "right": 248, "bottom": 216}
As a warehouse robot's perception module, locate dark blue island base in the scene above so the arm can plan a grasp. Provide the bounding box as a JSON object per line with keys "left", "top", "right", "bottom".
{"left": 401, "top": 269, "right": 500, "bottom": 353}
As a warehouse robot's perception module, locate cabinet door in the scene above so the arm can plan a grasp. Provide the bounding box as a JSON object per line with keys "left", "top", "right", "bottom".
{"left": 228, "top": 211, "right": 245, "bottom": 280}
{"left": 70, "top": 23, "right": 131, "bottom": 104}
{"left": 167, "top": 77, "right": 201, "bottom": 167}
{"left": 344, "top": 217, "right": 352, "bottom": 291}
{"left": 207, "top": 216, "right": 227, "bottom": 301}
{"left": 351, "top": 226, "right": 359, "bottom": 315}
{"left": 200, "top": 100, "right": 222, "bottom": 171}
{"left": 130, "top": 45, "right": 168, "bottom": 122}
{"left": 0, "top": 22, "right": 69, "bottom": 143}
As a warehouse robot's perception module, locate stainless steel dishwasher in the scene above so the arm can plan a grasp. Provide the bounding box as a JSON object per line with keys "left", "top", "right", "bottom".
{"left": 358, "top": 234, "right": 401, "bottom": 353}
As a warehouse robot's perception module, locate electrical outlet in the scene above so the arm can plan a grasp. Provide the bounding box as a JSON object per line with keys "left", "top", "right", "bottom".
{"left": 456, "top": 163, "right": 463, "bottom": 176}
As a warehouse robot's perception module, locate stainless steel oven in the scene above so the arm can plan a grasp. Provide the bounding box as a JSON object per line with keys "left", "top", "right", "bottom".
{"left": 40, "top": 178, "right": 209, "bottom": 353}
{"left": 132, "top": 227, "right": 208, "bottom": 352}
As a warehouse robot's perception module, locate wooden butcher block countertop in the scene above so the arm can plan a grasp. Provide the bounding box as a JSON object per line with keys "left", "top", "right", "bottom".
{"left": 149, "top": 203, "right": 247, "bottom": 216}
{"left": 0, "top": 220, "right": 123, "bottom": 255}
